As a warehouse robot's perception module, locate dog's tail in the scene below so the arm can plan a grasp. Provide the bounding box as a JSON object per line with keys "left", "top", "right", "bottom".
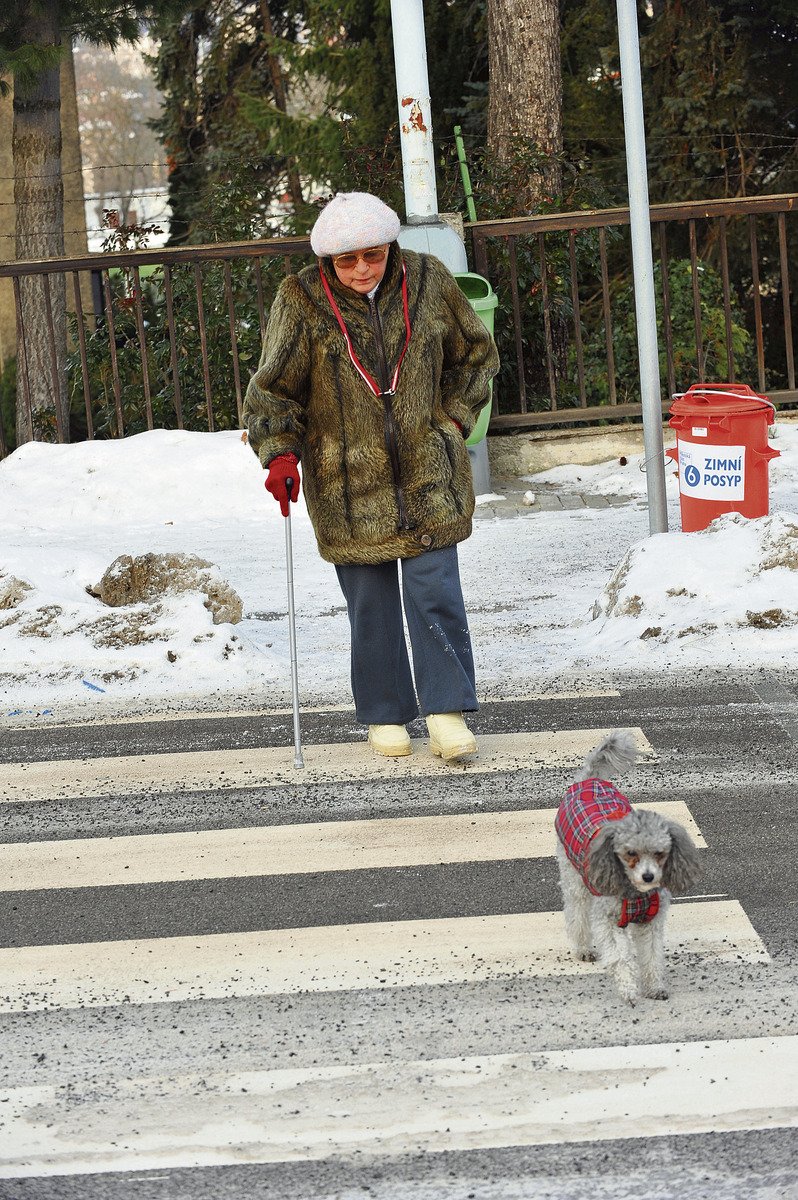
{"left": 575, "top": 728, "right": 640, "bottom": 782}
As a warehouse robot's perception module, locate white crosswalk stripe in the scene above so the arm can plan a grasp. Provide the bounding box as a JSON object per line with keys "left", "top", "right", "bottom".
{"left": 2, "top": 1036, "right": 795, "bottom": 1178}
{"left": 0, "top": 801, "right": 704, "bottom": 890}
{"left": 0, "top": 727, "right": 652, "bottom": 802}
{"left": 0, "top": 718, "right": 791, "bottom": 1187}
{"left": 0, "top": 902, "right": 766, "bottom": 1014}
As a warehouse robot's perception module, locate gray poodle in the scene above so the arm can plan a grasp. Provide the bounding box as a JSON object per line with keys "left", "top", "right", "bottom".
{"left": 555, "top": 729, "right": 702, "bottom": 1002}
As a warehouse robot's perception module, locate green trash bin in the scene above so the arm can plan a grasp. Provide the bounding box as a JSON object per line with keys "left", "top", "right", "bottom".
{"left": 452, "top": 272, "right": 498, "bottom": 446}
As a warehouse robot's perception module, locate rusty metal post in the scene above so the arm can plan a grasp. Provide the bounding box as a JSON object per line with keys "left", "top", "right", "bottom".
{"left": 390, "top": 0, "right": 438, "bottom": 223}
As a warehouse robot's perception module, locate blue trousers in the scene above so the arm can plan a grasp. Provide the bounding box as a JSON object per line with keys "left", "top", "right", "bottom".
{"left": 335, "top": 545, "right": 478, "bottom": 725}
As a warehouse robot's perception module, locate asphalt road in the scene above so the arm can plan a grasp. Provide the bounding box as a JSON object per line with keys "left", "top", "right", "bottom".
{"left": 0, "top": 670, "right": 796, "bottom": 1198}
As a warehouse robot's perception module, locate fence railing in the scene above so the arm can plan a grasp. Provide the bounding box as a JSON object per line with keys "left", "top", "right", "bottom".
{"left": 0, "top": 236, "right": 312, "bottom": 459}
{"left": 470, "top": 192, "right": 796, "bottom": 429}
{"left": 0, "top": 193, "right": 795, "bottom": 458}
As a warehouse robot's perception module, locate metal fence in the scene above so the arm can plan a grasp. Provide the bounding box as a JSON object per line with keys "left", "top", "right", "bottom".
{"left": 0, "top": 192, "right": 795, "bottom": 459}
{"left": 0, "top": 236, "right": 311, "bottom": 458}
{"left": 470, "top": 192, "right": 797, "bottom": 430}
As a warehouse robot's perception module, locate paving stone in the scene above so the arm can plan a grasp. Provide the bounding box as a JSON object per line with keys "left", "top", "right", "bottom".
{"left": 474, "top": 480, "right": 635, "bottom": 518}
{"left": 530, "top": 493, "right": 563, "bottom": 511}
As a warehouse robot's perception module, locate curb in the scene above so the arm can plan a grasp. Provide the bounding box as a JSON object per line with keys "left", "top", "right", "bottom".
{"left": 473, "top": 482, "right": 636, "bottom": 519}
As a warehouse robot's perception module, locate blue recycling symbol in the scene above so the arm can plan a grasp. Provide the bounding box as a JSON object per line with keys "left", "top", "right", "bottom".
{"left": 684, "top": 464, "right": 701, "bottom": 488}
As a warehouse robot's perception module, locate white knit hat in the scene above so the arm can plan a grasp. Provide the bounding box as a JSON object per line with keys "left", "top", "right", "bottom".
{"left": 310, "top": 192, "right": 401, "bottom": 257}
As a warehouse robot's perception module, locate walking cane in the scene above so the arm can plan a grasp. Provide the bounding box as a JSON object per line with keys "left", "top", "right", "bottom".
{"left": 284, "top": 477, "right": 304, "bottom": 768}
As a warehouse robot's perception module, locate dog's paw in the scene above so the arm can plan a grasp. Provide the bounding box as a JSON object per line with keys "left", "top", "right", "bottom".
{"left": 574, "top": 949, "right": 598, "bottom": 962}
{"left": 617, "top": 984, "right": 639, "bottom": 1004}
{"left": 618, "top": 992, "right": 637, "bottom": 1006}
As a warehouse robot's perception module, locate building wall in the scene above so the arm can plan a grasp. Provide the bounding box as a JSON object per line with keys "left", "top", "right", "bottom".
{"left": 0, "top": 42, "right": 90, "bottom": 368}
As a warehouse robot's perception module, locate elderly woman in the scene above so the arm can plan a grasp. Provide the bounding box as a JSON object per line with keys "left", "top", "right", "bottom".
{"left": 243, "top": 191, "right": 499, "bottom": 761}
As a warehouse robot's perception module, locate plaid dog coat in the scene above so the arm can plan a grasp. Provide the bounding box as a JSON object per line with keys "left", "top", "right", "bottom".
{"left": 555, "top": 778, "right": 660, "bottom": 927}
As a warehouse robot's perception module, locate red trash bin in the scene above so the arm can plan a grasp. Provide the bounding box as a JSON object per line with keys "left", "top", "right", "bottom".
{"left": 667, "top": 383, "right": 780, "bottom": 532}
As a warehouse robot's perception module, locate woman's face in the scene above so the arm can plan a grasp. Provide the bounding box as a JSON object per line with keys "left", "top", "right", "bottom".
{"left": 331, "top": 245, "right": 390, "bottom": 294}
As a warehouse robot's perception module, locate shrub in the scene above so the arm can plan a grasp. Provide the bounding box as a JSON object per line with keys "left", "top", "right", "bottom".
{"left": 577, "top": 257, "right": 756, "bottom": 407}
{"left": 66, "top": 218, "right": 292, "bottom": 438}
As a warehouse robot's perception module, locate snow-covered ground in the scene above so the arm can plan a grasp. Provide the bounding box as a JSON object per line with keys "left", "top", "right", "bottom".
{"left": 1, "top": 420, "right": 796, "bottom": 724}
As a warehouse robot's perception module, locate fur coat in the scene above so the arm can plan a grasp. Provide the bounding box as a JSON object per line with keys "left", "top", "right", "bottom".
{"left": 243, "top": 245, "right": 499, "bottom": 565}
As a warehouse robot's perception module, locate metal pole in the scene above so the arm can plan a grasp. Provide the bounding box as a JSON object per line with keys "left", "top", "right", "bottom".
{"left": 454, "top": 126, "right": 478, "bottom": 223}
{"left": 616, "top": 0, "right": 669, "bottom": 534}
{"left": 390, "top": 0, "right": 439, "bottom": 223}
{"left": 284, "top": 479, "right": 304, "bottom": 768}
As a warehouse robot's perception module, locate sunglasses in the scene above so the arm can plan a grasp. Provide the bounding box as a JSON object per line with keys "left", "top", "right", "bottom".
{"left": 332, "top": 247, "right": 388, "bottom": 270}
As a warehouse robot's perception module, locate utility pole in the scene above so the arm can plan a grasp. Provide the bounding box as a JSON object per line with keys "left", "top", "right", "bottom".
{"left": 389, "top": 0, "right": 438, "bottom": 223}
{"left": 616, "top": 0, "right": 669, "bottom": 534}
{"left": 388, "top": 0, "right": 467, "bottom": 277}
{"left": 390, "top": 0, "right": 491, "bottom": 490}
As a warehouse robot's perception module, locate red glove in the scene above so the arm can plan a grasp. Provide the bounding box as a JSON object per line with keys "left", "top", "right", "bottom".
{"left": 265, "top": 453, "right": 300, "bottom": 517}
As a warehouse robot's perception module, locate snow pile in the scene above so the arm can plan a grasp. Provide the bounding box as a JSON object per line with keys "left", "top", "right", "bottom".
{"left": 586, "top": 512, "right": 798, "bottom": 659}
{"left": 90, "top": 552, "right": 243, "bottom": 625}
{"left": 0, "top": 431, "right": 287, "bottom": 712}
{"left": 0, "top": 420, "right": 796, "bottom": 719}
{"left": 0, "top": 428, "right": 265, "bottom": 530}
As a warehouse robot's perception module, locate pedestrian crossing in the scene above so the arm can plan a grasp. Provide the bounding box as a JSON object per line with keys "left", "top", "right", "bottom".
{"left": 0, "top": 717, "right": 791, "bottom": 1187}
{"left": 0, "top": 800, "right": 704, "bottom": 889}
{"left": 0, "top": 727, "right": 648, "bottom": 801}
{"left": 0, "top": 901, "right": 765, "bottom": 1015}
{"left": 3, "top": 1037, "right": 796, "bottom": 1177}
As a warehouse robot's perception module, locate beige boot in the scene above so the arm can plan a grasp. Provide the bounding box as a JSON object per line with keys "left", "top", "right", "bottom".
{"left": 426, "top": 712, "right": 477, "bottom": 762}
{"left": 368, "top": 724, "right": 412, "bottom": 757}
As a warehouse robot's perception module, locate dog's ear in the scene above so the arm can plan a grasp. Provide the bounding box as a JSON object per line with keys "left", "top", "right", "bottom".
{"left": 586, "top": 825, "right": 628, "bottom": 896}
{"left": 662, "top": 821, "right": 702, "bottom": 894}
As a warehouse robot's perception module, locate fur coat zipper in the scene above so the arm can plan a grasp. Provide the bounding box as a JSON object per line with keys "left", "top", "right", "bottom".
{"left": 243, "top": 245, "right": 500, "bottom": 566}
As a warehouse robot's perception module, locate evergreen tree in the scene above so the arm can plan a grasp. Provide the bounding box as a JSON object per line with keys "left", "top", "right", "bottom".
{"left": 150, "top": 0, "right": 485, "bottom": 239}
{"left": 148, "top": 1, "right": 306, "bottom": 245}
{"left": 643, "top": 0, "right": 798, "bottom": 201}
{"left": 561, "top": 0, "right": 798, "bottom": 204}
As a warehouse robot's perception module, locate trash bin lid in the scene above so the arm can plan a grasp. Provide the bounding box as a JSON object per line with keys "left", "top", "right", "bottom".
{"left": 670, "top": 383, "right": 775, "bottom": 418}
{"left": 453, "top": 272, "right": 496, "bottom": 304}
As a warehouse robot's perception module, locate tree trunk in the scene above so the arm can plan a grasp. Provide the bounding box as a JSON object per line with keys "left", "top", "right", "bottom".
{"left": 163, "top": 9, "right": 205, "bottom": 246}
{"left": 258, "top": 0, "right": 303, "bottom": 209}
{"left": 13, "top": 4, "right": 68, "bottom": 446}
{"left": 488, "top": 0, "right": 563, "bottom": 210}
